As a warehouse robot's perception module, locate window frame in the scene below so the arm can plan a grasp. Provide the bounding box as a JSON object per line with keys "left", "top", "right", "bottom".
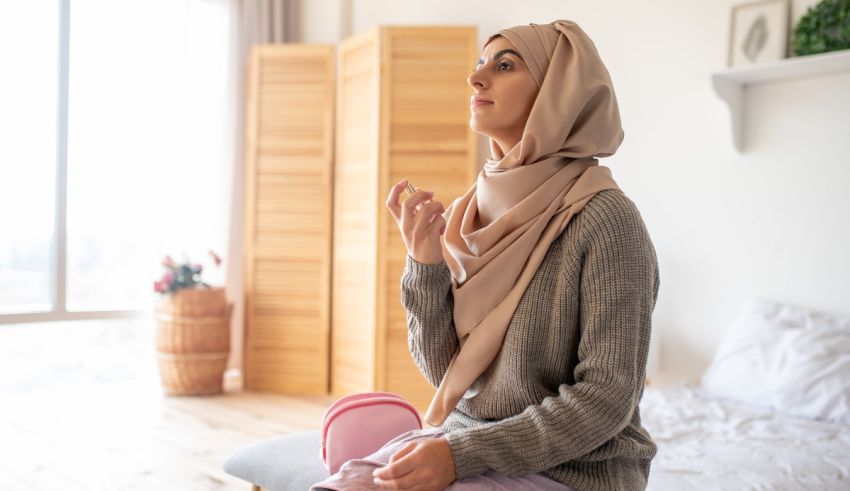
{"left": 1, "top": 0, "right": 148, "bottom": 324}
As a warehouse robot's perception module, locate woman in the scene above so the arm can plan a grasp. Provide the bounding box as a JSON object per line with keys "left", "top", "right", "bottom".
{"left": 311, "top": 19, "right": 659, "bottom": 491}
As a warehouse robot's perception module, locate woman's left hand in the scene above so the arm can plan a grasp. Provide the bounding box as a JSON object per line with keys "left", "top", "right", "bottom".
{"left": 372, "top": 436, "right": 456, "bottom": 490}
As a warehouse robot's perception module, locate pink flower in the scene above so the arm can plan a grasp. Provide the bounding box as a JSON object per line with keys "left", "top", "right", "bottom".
{"left": 208, "top": 250, "right": 222, "bottom": 267}
{"left": 162, "top": 271, "right": 174, "bottom": 284}
{"left": 162, "top": 255, "right": 176, "bottom": 268}
{"left": 153, "top": 281, "right": 165, "bottom": 292}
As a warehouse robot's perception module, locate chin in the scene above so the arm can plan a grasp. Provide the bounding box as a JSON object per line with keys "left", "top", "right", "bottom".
{"left": 468, "top": 119, "right": 491, "bottom": 137}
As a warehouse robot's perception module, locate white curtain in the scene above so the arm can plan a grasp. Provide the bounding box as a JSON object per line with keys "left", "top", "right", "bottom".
{"left": 224, "top": 0, "right": 298, "bottom": 384}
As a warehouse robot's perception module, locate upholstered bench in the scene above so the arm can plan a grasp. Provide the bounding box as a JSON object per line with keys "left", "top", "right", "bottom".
{"left": 223, "top": 429, "right": 330, "bottom": 491}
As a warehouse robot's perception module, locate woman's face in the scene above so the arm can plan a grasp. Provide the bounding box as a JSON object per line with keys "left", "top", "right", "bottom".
{"left": 467, "top": 35, "right": 539, "bottom": 155}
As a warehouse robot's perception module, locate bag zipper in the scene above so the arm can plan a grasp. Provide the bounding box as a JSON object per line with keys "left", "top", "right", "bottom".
{"left": 320, "top": 399, "right": 422, "bottom": 461}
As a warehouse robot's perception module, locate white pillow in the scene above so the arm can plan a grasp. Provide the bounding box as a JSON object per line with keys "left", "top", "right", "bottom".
{"left": 699, "top": 298, "right": 850, "bottom": 424}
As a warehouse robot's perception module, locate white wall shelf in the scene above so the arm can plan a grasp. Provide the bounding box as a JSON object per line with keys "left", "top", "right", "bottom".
{"left": 711, "top": 49, "right": 850, "bottom": 152}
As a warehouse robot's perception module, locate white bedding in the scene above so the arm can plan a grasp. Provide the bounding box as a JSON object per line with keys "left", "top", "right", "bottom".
{"left": 640, "top": 382, "right": 850, "bottom": 490}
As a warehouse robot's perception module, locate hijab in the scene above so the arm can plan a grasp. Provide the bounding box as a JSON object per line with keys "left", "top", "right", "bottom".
{"left": 423, "top": 19, "right": 625, "bottom": 427}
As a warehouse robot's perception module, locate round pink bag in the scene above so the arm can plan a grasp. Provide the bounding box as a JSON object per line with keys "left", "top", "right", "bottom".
{"left": 319, "top": 392, "right": 423, "bottom": 475}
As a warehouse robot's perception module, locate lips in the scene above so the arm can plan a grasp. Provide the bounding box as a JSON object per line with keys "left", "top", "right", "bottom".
{"left": 470, "top": 96, "right": 494, "bottom": 106}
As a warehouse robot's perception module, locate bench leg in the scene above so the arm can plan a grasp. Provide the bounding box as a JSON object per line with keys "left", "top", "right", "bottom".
{"left": 251, "top": 485, "right": 261, "bottom": 491}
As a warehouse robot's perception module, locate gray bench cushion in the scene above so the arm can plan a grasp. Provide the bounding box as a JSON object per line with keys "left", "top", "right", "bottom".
{"left": 223, "top": 429, "right": 330, "bottom": 491}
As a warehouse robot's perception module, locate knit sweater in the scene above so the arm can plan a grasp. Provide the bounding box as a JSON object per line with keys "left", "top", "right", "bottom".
{"left": 400, "top": 188, "right": 660, "bottom": 491}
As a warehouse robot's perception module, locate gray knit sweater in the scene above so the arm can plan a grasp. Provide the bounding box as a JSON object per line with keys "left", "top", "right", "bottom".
{"left": 400, "top": 189, "right": 660, "bottom": 491}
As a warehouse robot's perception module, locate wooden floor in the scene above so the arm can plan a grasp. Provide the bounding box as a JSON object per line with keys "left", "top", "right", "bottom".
{"left": 0, "top": 318, "right": 337, "bottom": 490}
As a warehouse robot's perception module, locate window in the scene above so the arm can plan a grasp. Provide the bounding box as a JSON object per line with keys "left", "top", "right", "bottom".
{"left": 0, "top": 0, "right": 233, "bottom": 319}
{"left": 0, "top": 2, "right": 59, "bottom": 314}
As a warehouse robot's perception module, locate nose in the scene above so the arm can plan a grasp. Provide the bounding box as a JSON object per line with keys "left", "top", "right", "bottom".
{"left": 467, "top": 67, "right": 487, "bottom": 90}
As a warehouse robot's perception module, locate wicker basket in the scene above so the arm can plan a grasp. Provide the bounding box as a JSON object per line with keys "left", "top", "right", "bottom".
{"left": 155, "top": 286, "right": 232, "bottom": 396}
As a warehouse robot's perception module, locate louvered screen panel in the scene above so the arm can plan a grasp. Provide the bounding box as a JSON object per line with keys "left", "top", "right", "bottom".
{"left": 381, "top": 27, "right": 478, "bottom": 413}
{"left": 331, "top": 30, "right": 380, "bottom": 396}
{"left": 243, "top": 44, "right": 334, "bottom": 394}
{"left": 332, "top": 26, "right": 478, "bottom": 415}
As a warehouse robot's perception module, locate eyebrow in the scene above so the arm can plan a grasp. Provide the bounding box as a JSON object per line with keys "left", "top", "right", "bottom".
{"left": 475, "top": 48, "right": 524, "bottom": 66}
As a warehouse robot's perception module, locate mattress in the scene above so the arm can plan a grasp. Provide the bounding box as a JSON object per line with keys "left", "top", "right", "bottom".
{"left": 640, "top": 383, "right": 850, "bottom": 490}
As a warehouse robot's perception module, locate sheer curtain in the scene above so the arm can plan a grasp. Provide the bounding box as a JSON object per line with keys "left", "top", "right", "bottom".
{"left": 225, "top": 0, "right": 298, "bottom": 382}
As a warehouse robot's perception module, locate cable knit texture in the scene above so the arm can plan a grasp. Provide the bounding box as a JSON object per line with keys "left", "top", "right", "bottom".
{"left": 400, "top": 189, "right": 660, "bottom": 491}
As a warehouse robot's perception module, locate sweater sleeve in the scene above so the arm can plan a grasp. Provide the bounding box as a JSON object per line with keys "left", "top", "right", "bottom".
{"left": 443, "top": 201, "right": 660, "bottom": 480}
{"left": 400, "top": 254, "right": 460, "bottom": 390}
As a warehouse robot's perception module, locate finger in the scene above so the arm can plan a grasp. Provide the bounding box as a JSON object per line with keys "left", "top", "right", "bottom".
{"left": 430, "top": 215, "right": 447, "bottom": 235}
{"left": 401, "top": 190, "right": 434, "bottom": 224}
{"left": 390, "top": 442, "right": 417, "bottom": 464}
{"left": 412, "top": 202, "right": 445, "bottom": 233}
{"left": 372, "top": 476, "right": 396, "bottom": 490}
{"left": 386, "top": 178, "right": 409, "bottom": 222}
{"left": 374, "top": 446, "right": 418, "bottom": 481}
{"left": 402, "top": 189, "right": 434, "bottom": 215}
{"left": 375, "top": 470, "right": 421, "bottom": 491}
{"left": 426, "top": 203, "right": 443, "bottom": 225}
{"left": 373, "top": 444, "right": 416, "bottom": 481}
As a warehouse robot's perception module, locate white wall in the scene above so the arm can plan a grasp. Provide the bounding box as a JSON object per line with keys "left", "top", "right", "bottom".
{"left": 299, "top": 0, "right": 350, "bottom": 43}
{"left": 301, "top": 0, "right": 850, "bottom": 381}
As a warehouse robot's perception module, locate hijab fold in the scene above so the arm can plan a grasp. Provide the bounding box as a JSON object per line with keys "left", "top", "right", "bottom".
{"left": 423, "top": 20, "right": 625, "bottom": 427}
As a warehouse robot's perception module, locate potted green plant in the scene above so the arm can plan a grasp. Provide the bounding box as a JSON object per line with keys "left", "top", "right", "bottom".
{"left": 792, "top": 0, "right": 850, "bottom": 56}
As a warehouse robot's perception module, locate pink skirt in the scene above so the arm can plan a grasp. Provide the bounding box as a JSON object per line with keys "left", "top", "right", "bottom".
{"left": 309, "top": 427, "right": 576, "bottom": 491}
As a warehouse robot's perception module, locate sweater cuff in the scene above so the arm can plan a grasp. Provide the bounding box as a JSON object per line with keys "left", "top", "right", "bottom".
{"left": 402, "top": 254, "right": 451, "bottom": 289}
{"left": 444, "top": 428, "right": 490, "bottom": 480}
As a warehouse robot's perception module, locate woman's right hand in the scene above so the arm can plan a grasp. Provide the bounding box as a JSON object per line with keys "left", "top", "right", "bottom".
{"left": 386, "top": 178, "right": 446, "bottom": 265}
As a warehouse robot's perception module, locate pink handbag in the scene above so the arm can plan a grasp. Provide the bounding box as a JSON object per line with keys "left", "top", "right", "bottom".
{"left": 319, "top": 391, "right": 423, "bottom": 475}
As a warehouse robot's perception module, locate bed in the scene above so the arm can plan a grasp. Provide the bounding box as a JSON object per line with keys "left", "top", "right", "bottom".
{"left": 641, "top": 382, "right": 850, "bottom": 490}
{"left": 640, "top": 299, "right": 850, "bottom": 490}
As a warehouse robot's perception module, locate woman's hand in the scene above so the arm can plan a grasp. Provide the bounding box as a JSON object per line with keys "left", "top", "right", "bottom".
{"left": 386, "top": 178, "right": 447, "bottom": 265}
{"left": 372, "top": 436, "right": 456, "bottom": 490}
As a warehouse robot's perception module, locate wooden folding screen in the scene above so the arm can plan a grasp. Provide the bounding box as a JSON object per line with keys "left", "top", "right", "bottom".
{"left": 332, "top": 26, "right": 478, "bottom": 412}
{"left": 242, "top": 44, "right": 335, "bottom": 394}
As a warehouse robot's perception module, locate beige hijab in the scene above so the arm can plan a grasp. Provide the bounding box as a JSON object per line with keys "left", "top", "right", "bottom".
{"left": 424, "top": 20, "right": 624, "bottom": 427}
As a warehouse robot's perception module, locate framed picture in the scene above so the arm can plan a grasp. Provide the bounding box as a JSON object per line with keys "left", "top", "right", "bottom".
{"left": 727, "top": 0, "right": 790, "bottom": 67}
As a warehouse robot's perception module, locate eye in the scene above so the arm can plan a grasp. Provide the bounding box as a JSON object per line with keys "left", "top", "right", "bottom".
{"left": 472, "top": 60, "right": 513, "bottom": 71}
